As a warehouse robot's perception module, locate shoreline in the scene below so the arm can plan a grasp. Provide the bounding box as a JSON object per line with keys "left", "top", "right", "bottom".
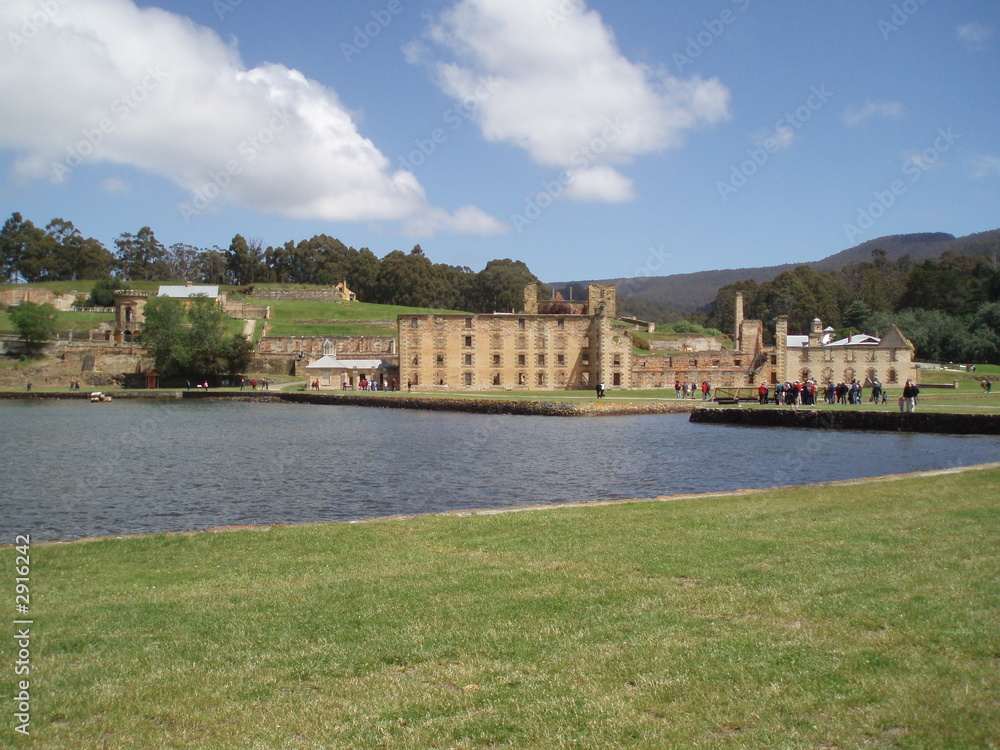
{"left": 0, "top": 389, "right": 701, "bottom": 415}
{"left": 20, "top": 460, "right": 1000, "bottom": 548}
{"left": 4, "top": 389, "right": 1000, "bottom": 428}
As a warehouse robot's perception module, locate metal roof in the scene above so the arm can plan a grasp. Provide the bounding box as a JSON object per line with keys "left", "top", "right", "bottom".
{"left": 158, "top": 285, "right": 220, "bottom": 298}
{"left": 305, "top": 356, "right": 391, "bottom": 370}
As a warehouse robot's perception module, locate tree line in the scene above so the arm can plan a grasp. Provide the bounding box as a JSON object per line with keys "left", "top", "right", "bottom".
{"left": 0, "top": 212, "right": 542, "bottom": 314}
{"left": 706, "top": 248, "right": 1000, "bottom": 362}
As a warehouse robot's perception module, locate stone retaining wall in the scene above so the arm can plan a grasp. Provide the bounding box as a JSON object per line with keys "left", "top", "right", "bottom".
{"left": 277, "top": 392, "right": 699, "bottom": 416}
{"left": 690, "top": 407, "right": 1000, "bottom": 435}
{"left": 246, "top": 288, "right": 346, "bottom": 302}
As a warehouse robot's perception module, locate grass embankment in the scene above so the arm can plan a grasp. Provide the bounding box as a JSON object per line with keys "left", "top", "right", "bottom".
{"left": 256, "top": 299, "right": 469, "bottom": 337}
{"left": 7, "top": 467, "right": 999, "bottom": 749}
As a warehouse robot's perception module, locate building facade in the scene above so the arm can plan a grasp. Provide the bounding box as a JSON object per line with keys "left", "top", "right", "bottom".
{"left": 775, "top": 315, "right": 916, "bottom": 387}
{"left": 398, "top": 284, "right": 632, "bottom": 391}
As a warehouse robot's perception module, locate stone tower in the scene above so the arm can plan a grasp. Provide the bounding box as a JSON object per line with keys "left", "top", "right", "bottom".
{"left": 734, "top": 291, "right": 745, "bottom": 349}
{"left": 587, "top": 284, "right": 617, "bottom": 318}
{"left": 774, "top": 315, "right": 789, "bottom": 383}
{"left": 522, "top": 283, "right": 538, "bottom": 314}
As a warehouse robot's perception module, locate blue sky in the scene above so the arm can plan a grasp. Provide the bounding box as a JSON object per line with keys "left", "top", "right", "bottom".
{"left": 1, "top": 0, "right": 997, "bottom": 283}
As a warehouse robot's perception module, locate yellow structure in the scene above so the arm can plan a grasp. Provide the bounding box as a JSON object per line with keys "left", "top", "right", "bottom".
{"left": 398, "top": 284, "right": 631, "bottom": 390}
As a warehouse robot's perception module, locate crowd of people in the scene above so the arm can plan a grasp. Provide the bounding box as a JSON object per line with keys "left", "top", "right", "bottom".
{"left": 238, "top": 378, "right": 270, "bottom": 391}
{"left": 673, "top": 380, "right": 714, "bottom": 400}
{"left": 749, "top": 377, "right": 921, "bottom": 411}
{"left": 669, "top": 375, "right": 928, "bottom": 412}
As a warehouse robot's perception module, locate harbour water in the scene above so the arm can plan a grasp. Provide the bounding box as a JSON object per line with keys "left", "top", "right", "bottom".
{"left": 1, "top": 399, "right": 997, "bottom": 541}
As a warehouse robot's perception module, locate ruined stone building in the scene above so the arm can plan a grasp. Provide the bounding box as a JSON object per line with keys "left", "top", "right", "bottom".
{"left": 629, "top": 291, "right": 770, "bottom": 390}
{"left": 397, "top": 284, "right": 632, "bottom": 390}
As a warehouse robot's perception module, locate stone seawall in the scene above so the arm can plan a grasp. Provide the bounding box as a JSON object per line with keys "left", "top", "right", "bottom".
{"left": 690, "top": 407, "right": 1000, "bottom": 435}
{"left": 276, "top": 392, "right": 700, "bottom": 417}
{"left": 0, "top": 391, "right": 181, "bottom": 400}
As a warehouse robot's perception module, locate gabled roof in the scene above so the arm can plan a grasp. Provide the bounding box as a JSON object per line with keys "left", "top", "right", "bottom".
{"left": 158, "top": 285, "right": 220, "bottom": 298}
{"left": 875, "top": 324, "right": 915, "bottom": 350}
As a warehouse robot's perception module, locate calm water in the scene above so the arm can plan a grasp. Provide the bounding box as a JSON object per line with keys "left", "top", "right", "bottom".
{"left": 1, "top": 400, "right": 997, "bottom": 541}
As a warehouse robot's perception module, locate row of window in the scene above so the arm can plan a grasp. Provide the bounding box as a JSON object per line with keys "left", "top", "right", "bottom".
{"left": 411, "top": 317, "right": 570, "bottom": 330}
{"left": 423, "top": 371, "right": 625, "bottom": 387}
{"left": 410, "top": 353, "right": 580, "bottom": 367}
{"left": 798, "top": 349, "right": 898, "bottom": 363}
{"left": 414, "top": 335, "right": 578, "bottom": 350}
{"left": 782, "top": 367, "right": 900, "bottom": 384}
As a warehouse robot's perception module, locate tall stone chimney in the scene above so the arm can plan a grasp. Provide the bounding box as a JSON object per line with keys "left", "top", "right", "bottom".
{"left": 522, "top": 283, "right": 538, "bottom": 314}
{"left": 734, "top": 292, "right": 745, "bottom": 349}
{"left": 774, "top": 315, "right": 789, "bottom": 383}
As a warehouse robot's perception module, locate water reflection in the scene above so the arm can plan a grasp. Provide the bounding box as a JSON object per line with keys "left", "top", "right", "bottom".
{"left": 1, "top": 400, "right": 996, "bottom": 541}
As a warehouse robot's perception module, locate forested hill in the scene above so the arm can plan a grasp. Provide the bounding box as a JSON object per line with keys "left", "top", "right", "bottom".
{"left": 555, "top": 229, "right": 1000, "bottom": 314}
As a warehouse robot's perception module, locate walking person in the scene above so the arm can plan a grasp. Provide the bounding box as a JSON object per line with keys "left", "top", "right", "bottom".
{"left": 902, "top": 379, "right": 919, "bottom": 412}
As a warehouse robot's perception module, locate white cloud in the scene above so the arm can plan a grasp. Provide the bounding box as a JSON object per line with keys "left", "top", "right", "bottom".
{"left": 415, "top": 0, "right": 730, "bottom": 203}
{"left": 565, "top": 166, "right": 636, "bottom": 203}
{"left": 842, "top": 100, "right": 904, "bottom": 127}
{"left": 968, "top": 155, "right": 1000, "bottom": 179}
{"left": 754, "top": 126, "right": 796, "bottom": 151}
{"left": 957, "top": 22, "right": 993, "bottom": 51}
{"left": 0, "top": 0, "right": 502, "bottom": 236}
{"left": 401, "top": 204, "right": 509, "bottom": 236}
{"left": 102, "top": 177, "right": 130, "bottom": 195}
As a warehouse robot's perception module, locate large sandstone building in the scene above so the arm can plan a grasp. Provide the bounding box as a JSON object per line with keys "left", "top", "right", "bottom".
{"left": 398, "top": 284, "right": 632, "bottom": 390}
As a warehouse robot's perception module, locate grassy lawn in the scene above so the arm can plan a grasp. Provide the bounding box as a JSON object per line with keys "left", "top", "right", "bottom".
{"left": 0, "top": 309, "right": 114, "bottom": 334}
{"left": 55, "top": 310, "right": 115, "bottom": 332}
{"left": 6, "top": 466, "right": 998, "bottom": 749}
{"left": 251, "top": 299, "right": 474, "bottom": 338}
{"left": 256, "top": 299, "right": 470, "bottom": 324}
{"left": 264, "top": 322, "right": 397, "bottom": 337}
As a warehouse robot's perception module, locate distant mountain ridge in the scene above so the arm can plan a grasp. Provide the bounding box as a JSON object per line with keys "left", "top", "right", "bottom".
{"left": 551, "top": 229, "right": 1000, "bottom": 313}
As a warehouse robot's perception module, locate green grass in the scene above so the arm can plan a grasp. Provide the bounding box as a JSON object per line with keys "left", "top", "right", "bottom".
{"left": 919, "top": 365, "right": 999, "bottom": 388}
{"left": 256, "top": 299, "right": 472, "bottom": 338}
{"left": 264, "top": 322, "right": 397, "bottom": 337}
{"left": 0, "top": 309, "right": 114, "bottom": 334}
{"left": 5, "top": 466, "right": 999, "bottom": 749}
